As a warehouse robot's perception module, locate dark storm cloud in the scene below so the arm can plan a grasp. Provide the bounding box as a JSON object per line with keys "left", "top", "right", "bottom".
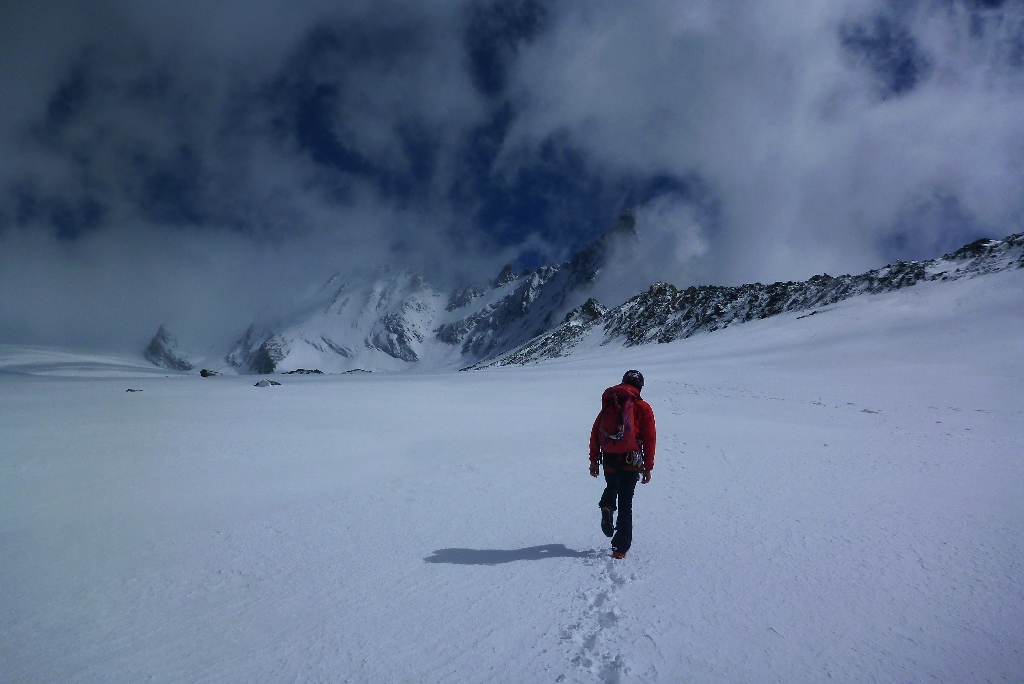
{"left": 509, "top": 0, "right": 1024, "bottom": 283}
{"left": 463, "top": 0, "right": 550, "bottom": 97}
{"left": 840, "top": 7, "right": 933, "bottom": 98}
{"left": 1, "top": 0, "right": 1023, "bottom": 351}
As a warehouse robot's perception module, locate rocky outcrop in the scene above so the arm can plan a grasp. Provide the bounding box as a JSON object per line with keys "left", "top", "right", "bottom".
{"left": 493, "top": 264, "right": 518, "bottom": 288}
{"left": 250, "top": 337, "right": 288, "bottom": 374}
{"left": 227, "top": 327, "right": 289, "bottom": 374}
{"left": 488, "top": 232, "right": 1024, "bottom": 364}
{"left": 435, "top": 212, "right": 637, "bottom": 360}
{"left": 446, "top": 283, "right": 489, "bottom": 311}
{"left": 222, "top": 225, "right": 1022, "bottom": 374}
{"left": 473, "top": 298, "right": 609, "bottom": 368}
{"left": 143, "top": 326, "right": 193, "bottom": 371}
{"left": 602, "top": 233, "right": 1023, "bottom": 347}
{"left": 367, "top": 311, "right": 424, "bottom": 362}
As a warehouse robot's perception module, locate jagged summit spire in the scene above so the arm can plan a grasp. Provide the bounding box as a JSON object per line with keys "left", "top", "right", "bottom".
{"left": 492, "top": 264, "right": 517, "bottom": 288}
{"left": 144, "top": 326, "right": 193, "bottom": 371}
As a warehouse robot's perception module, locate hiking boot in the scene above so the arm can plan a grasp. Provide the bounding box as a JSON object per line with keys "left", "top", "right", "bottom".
{"left": 601, "top": 508, "right": 614, "bottom": 537}
{"left": 612, "top": 550, "right": 626, "bottom": 560}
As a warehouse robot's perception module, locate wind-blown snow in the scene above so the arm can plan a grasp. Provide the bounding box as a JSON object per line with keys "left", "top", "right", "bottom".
{"left": 1, "top": 269, "right": 1022, "bottom": 682}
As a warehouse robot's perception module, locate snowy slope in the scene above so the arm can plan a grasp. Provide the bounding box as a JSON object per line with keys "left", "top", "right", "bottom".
{"left": 0, "top": 345, "right": 184, "bottom": 378}
{"left": 2, "top": 266, "right": 1022, "bottom": 683}
{"left": 482, "top": 233, "right": 1024, "bottom": 367}
{"left": 225, "top": 271, "right": 453, "bottom": 374}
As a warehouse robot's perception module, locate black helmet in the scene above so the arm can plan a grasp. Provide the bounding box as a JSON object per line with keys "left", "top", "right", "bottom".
{"left": 622, "top": 369, "right": 644, "bottom": 390}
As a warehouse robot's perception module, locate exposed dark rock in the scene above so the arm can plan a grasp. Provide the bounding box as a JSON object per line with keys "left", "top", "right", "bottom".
{"left": 493, "top": 264, "right": 517, "bottom": 288}
{"left": 226, "top": 326, "right": 269, "bottom": 373}
{"left": 200, "top": 368, "right": 219, "bottom": 377}
{"left": 254, "top": 379, "right": 281, "bottom": 387}
{"left": 283, "top": 368, "right": 324, "bottom": 374}
{"left": 446, "top": 283, "right": 488, "bottom": 311}
{"left": 249, "top": 336, "right": 288, "bottom": 374}
{"left": 226, "top": 211, "right": 640, "bottom": 372}
{"left": 945, "top": 238, "right": 996, "bottom": 260}
{"left": 143, "top": 326, "right": 193, "bottom": 371}
{"left": 485, "top": 232, "right": 1024, "bottom": 366}
{"left": 475, "top": 298, "right": 610, "bottom": 368}
{"left": 302, "top": 336, "right": 352, "bottom": 357}
{"left": 599, "top": 234, "right": 1023, "bottom": 348}
{"left": 434, "top": 217, "right": 634, "bottom": 361}
{"left": 564, "top": 210, "right": 637, "bottom": 289}
{"left": 567, "top": 297, "right": 611, "bottom": 325}
{"left": 125, "top": 388, "right": 143, "bottom": 392}
{"left": 366, "top": 312, "right": 422, "bottom": 362}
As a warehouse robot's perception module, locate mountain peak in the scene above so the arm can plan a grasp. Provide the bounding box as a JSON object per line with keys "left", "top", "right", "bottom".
{"left": 144, "top": 326, "right": 193, "bottom": 371}
{"left": 492, "top": 264, "right": 518, "bottom": 288}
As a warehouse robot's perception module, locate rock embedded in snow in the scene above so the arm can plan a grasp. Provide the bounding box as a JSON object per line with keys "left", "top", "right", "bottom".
{"left": 254, "top": 379, "right": 281, "bottom": 387}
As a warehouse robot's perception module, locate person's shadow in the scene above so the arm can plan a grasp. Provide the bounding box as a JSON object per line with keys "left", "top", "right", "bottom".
{"left": 424, "top": 544, "right": 599, "bottom": 566}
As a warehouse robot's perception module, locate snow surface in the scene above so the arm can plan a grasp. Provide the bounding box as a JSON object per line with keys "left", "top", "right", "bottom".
{"left": 2, "top": 270, "right": 1022, "bottom": 683}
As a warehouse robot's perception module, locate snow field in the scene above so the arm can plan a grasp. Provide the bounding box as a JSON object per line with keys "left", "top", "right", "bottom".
{"left": 1, "top": 269, "right": 1022, "bottom": 682}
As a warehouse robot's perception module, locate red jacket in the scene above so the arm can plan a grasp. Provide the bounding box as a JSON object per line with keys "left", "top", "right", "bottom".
{"left": 590, "top": 383, "right": 656, "bottom": 471}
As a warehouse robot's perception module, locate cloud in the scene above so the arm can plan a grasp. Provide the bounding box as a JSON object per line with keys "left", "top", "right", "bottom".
{"left": 0, "top": 0, "right": 1022, "bottom": 351}
{"left": 509, "top": 0, "right": 1024, "bottom": 282}
{"left": 589, "top": 195, "right": 712, "bottom": 309}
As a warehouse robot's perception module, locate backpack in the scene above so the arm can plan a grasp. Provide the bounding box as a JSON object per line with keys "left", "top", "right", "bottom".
{"left": 597, "top": 386, "right": 643, "bottom": 455}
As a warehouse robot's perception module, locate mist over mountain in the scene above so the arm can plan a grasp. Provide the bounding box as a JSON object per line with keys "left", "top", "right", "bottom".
{"left": 215, "top": 211, "right": 637, "bottom": 373}
{"left": 146, "top": 228, "right": 1022, "bottom": 374}
{"left": 143, "top": 325, "right": 193, "bottom": 371}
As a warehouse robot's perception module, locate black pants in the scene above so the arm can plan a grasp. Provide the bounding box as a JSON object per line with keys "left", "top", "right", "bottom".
{"left": 599, "top": 468, "right": 640, "bottom": 553}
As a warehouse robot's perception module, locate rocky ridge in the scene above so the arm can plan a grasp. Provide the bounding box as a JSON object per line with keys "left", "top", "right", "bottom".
{"left": 478, "top": 233, "right": 1024, "bottom": 367}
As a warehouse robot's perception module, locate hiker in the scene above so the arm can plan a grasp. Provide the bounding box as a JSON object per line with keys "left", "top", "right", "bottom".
{"left": 589, "top": 369, "right": 656, "bottom": 559}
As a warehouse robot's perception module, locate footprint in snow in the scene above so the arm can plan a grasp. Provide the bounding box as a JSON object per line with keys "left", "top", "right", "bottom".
{"left": 561, "top": 554, "right": 638, "bottom": 683}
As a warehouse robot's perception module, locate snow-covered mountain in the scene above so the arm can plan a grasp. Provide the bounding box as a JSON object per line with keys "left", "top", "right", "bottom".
{"left": 223, "top": 212, "right": 637, "bottom": 374}
{"left": 147, "top": 226, "right": 1022, "bottom": 375}
{"left": 143, "top": 325, "right": 194, "bottom": 371}
{"left": 225, "top": 271, "right": 448, "bottom": 374}
{"left": 480, "top": 233, "right": 1024, "bottom": 367}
